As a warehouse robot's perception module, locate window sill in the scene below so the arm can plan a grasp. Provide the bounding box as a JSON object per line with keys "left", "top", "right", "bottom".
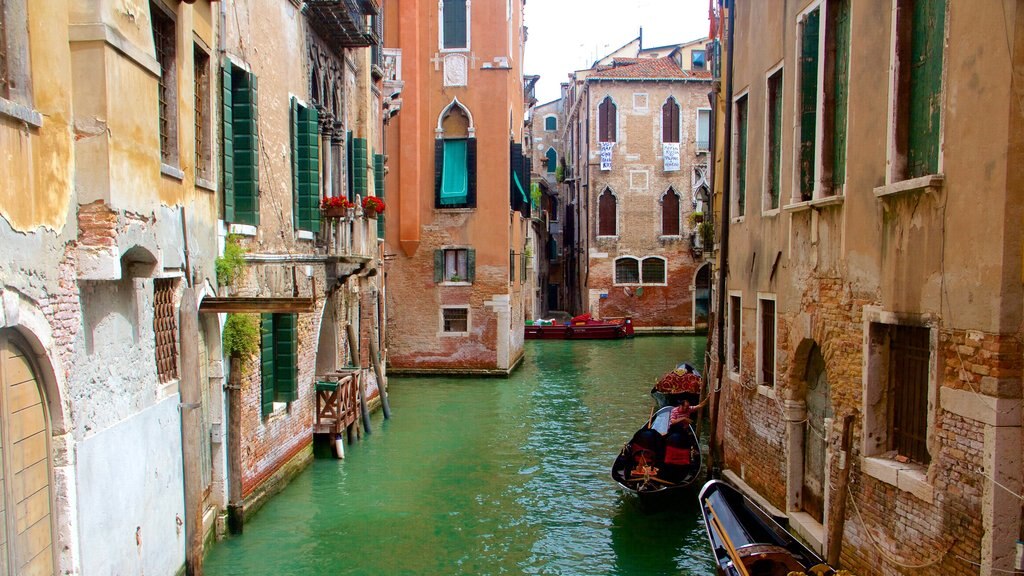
{"left": 441, "top": 281, "right": 471, "bottom": 286}
{"left": 265, "top": 401, "right": 290, "bottom": 423}
{"left": 862, "top": 455, "right": 933, "bottom": 503}
{"left": 161, "top": 163, "right": 185, "bottom": 181}
{"left": 435, "top": 207, "right": 475, "bottom": 213}
{"left": 757, "top": 384, "right": 776, "bottom": 399}
{"left": 762, "top": 208, "right": 781, "bottom": 218}
{"left": 196, "top": 177, "right": 217, "bottom": 192}
{"left": 0, "top": 98, "right": 43, "bottom": 128}
{"left": 731, "top": 216, "right": 745, "bottom": 224}
{"left": 658, "top": 235, "right": 682, "bottom": 241}
{"left": 229, "top": 224, "right": 257, "bottom": 237}
{"left": 873, "top": 174, "right": 944, "bottom": 198}
{"left": 783, "top": 195, "right": 843, "bottom": 213}
{"left": 439, "top": 331, "right": 469, "bottom": 337}
{"left": 296, "top": 230, "right": 315, "bottom": 241}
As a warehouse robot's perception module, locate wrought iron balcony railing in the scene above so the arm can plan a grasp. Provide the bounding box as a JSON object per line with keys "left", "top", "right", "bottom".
{"left": 305, "top": 0, "right": 380, "bottom": 48}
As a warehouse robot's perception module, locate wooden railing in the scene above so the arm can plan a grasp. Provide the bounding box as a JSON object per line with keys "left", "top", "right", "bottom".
{"left": 314, "top": 369, "right": 361, "bottom": 438}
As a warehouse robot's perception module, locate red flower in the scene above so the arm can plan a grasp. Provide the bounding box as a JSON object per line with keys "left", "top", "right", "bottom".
{"left": 321, "top": 196, "right": 354, "bottom": 211}
{"left": 362, "top": 196, "right": 386, "bottom": 214}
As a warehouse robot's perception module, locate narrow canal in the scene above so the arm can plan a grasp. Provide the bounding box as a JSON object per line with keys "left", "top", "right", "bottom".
{"left": 205, "top": 336, "right": 715, "bottom": 575}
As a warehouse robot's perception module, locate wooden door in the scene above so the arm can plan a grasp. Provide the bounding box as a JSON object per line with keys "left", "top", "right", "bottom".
{"left": 0, "top": 333, "right": 54, "bottom": 575}
{"left": 802, "top": 344, "right": 831, "bottom": 523}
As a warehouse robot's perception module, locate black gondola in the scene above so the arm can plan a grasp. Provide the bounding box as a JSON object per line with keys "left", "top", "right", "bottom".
{"left": 651, "top": 362, "right": 703, "bottom": 408}
{"left": 699, "top": 479, "right": 837, "bottom": 576}
{"left": 611, "top": 406, "right": 702, "bottom": 504}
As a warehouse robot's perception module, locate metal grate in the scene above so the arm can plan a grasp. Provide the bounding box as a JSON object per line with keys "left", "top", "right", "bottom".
{"left": 154, "top": 278, "right": 179, "bottom": 383}
{"left": 151, "top": 5, "right": 175, "bottom": 161}
{"left": 890, "top": 325, "right": 931, "bottom": 465}
{"left": 615, "top": 258, "right": 639, "bottom": 284}
{"left": 442, "top": 308, "right": 468, "bottom": 333}
{"left": 641, "top": 257, "right": 665, "bottom": 284}
{"left": 730, "top": 296, "right": 741, "bottom": 371}
{"left": 760, "top": 299, "right": 775, "bottom": 386}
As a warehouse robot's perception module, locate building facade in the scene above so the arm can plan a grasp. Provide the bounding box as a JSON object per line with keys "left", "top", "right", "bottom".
{"left": 384, "top": 0, "right": 530, "bottom": 375}
{"left": 563, "top": 38, "right": 713, "bottom": 330}
{"left": 707, "top": 1, "right": 1024, "bottom": 574}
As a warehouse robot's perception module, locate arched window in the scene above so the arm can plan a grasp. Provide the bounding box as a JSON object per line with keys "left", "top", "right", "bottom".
{"left": 662, "top": 188, "right": 680, "bottom": 236}
{"left": 615, "top": 257, "right": 640, "bottom": 284}
{"left": 662, "top": 97, "right": 680, "bottom": 143}
{"left": 546, "top": 148, "right": 557, "bottom": 173}
{"left": 544, "top": 116, "right": 557, "bottom": 131}
{"left": 598, "top": 189, "right": 616, "bottom": 236}
{"left": 436, "top": 99, "right": 477, "bottom": 208}
{"left": 598, "top": 96, "right": 617, "bottom": 142}
{"left": 641, "top": 257, "right": 667, "bottom": 284}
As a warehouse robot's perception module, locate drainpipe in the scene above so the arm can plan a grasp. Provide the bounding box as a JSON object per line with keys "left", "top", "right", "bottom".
{"left": 709, "top": 0, "right": 735, "bottom": 477}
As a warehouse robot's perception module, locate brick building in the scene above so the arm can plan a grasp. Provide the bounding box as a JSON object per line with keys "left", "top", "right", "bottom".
{"left": 562, "top": 37, "right": 713, "bottom": 330}
{"left": 529, "top": 93, "right": 569, "bottom": 317}
{"left": 706, "top": 1, "right": 1024, "bottom": 574}
{"left": 383, "top": 0, "right": 531, "bottom": 375}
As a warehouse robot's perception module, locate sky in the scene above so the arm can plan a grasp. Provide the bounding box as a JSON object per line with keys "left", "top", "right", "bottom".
{"left": 523, "top": 0, "right": 711, "bottom": 104}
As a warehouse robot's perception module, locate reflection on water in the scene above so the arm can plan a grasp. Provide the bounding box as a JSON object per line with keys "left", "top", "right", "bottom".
{"left": 205, "top": 336, "right": 714, "bottom": 576}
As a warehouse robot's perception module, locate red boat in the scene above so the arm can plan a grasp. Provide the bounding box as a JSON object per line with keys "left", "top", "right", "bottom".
{"left": 525, "top": 313, "right": 634, "bottom": 340}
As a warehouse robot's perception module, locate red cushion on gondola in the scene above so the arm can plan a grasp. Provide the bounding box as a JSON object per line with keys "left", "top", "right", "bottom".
{"left": 664, "top": 445, "right": 692, "bottom": 465}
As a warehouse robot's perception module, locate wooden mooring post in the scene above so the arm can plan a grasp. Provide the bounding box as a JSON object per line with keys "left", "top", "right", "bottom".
{"left": 346, "top": 323, "right": 371, "bottom": 434}
{"left": 827, "top": 413, "right": 855, "bottom": 567}
{"left": 369, "top": 289, "right": 390, "bottom": 419}
{"left": 178, "top": 288, "right": 203, "bottom": 575}
{"left": 226, "top": 356, "right": 243, "bottom": 534}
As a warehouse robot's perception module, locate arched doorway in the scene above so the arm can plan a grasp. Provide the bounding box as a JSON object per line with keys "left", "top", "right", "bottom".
{"left": 0, "top": 330, "right": 55, "bottom": 574}
{"left": 802, "top": 344, "right": 831, "bottom": 522}
{"left": 694, "top": 264, "right": 711, "bottom": 330}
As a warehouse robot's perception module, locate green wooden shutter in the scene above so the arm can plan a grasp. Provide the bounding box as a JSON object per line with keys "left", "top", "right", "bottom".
{"left": 799, "top": 8, "right": 820, "bottom": 201}
{"left": 467, "top": 249, "right": 476, "bottom": 283}
{"left": 769, "top": 74, "right": 783, "bottom": 209}
{"left": 466, "top": 137, "right": 477, "bottom": 207}
{"left": 260, "top": 313, "right": 275, "bottom": 416}
{"left": 222, "top": 61, "right": 235, "bottom": 222}
{"left": 434, "top": 139, "right": 445, "bottom": 208}
{"left": 908, "top": 0, "right": 944, "bottom": 178}
{"left": 520, "top": 252, "right": 526, "bottom": 284}
{"left": 298, "top": 104, "right": 320, "bottom": 231}
{"left": 832, "top": 0, "right": 850, "bottom": 189}
{"left": 274, "top": 313, "right": 298, "bottom": 403}
{"left": 434, "top": 250, "right": 444, "bottom": 283}
{"left": 352, "top": 138, "right": 368, "bottom": 198}
{"left": 346, "top": 131, "right": 354, "bottom": 201}
{"left": 374, "top": 153, "right": 385, "bottom": 239}
{"left": 233, "top": 71, "right": 260, "bottom": 225}
{"left": 291, "top": 98, "right": 299, "bottom": 230}
{"left": 737, "top": 96, "right": 747, "bottom": 216}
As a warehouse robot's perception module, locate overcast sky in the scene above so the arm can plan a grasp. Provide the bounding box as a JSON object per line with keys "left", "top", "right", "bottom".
{"left": 523, "top": 0, "right": 711, "bottom": 104}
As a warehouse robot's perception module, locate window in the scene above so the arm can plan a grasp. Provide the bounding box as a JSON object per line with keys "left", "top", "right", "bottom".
{"left": 598, "top": 188, "right": 616, "bottom": 236}
{"left": 615, "top": 257, "right": 639, "bottom": 284}
{"left": 888, "top": 325, "right": 931, "bottom": 465}
{"left": 154, "top": 278, "right": 179, "bottom": 383}
{"left": 729, "top": 295, "right": 741, "bottom": 373}
{"left": 797, "top": 7, "right": 820, "bottom": 202}
{"left": 661, "top": 188, "right": 680, "bottom": 236}
{"left": 546, "top": 147, "right": 557, "bottom": 173}
{"left": 766, "top": 69, "right": 783, "bottom": 210}
{"left": 510, "top": 141, "right": 530, "bottom": 217}
{"left": 544, "top": 115, "right": 557, "bottom": 131}
{"left": 734, "top": 94, "right": 748, "bottom": 217}
{"left": 893, "top": 0, "right": 945, "bottom": 180}
{"left": 222, "top": 60, "right": 260, "bottom": 226}
{"left": 152, "top": 2, "right": 178, "bottom": 165}
{"left": 436, "top": 102, "right": 476, "bottom": 208}
{"left": 696, "top": 108, "right": 711, "bottom": 151}
{"left": 598, "top": 96, "right": 616, "bottom": 142}
{"left": 260, "top": 313, "right": 298, "bottom": 417}
{"left": 662, "top": 97, "right": 680, "bottom": 143}
{"left": 291, "top": 98, "right": 321, "bottom": 233}
{"left": 824, "top": 0, "right": 850, "bottom": 193}
{"left": 442, "top": 307, "right": 469, "bottom": 333}
{"left": 691, "top": 49, "right": 706, "bottom": 70}
{"left": 434, "top": 248, "right": 475, "bottom": 283}
{"left": 641, "top": 257, "right": 666, "bottom": 284}
{"left": 194, "top": 45, "right": 212, "bottom": 181}
{"left": 374, "top": 152, "right": 386, "bottom": 239}
{"left": 441, "top": 0, "right": 469, "bottom": 50}
{"left": 758, "top": 297, "right": 776, "bottom": 387}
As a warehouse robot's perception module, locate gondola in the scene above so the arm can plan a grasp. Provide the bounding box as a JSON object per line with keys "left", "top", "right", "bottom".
{"left": 611, "top": 406, "right": 702, "bottom": 505}
{"left": 699, "top": 479, "right": 837, "bottom": 576}
{"left": 650, "top": 362, "right": 702, "bottom": 407}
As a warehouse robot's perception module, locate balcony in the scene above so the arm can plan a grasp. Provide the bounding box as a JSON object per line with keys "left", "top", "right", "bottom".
{"left": 305, "top": 0, "right": 380, "bottom": 48}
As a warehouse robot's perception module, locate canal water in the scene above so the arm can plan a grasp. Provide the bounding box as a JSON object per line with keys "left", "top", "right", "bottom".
{"left": 205, "top": 336, "right": 715, "bottom": 575}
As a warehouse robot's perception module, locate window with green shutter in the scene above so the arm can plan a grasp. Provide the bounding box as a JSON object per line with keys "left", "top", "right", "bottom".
{"left": 442, "top": 0, "right": 468, "bottom": 49}
{"left": 222, "top": 61, "right": 235, "bottom": 222}
{"left": 545, "top": 116, "right": 557, "bottom": 131}
{"left": 825, "top": 0, "right": 851, "bottom": 193}
{"left": 798, "top": 8, "right": 820, "bottom": 202}
{"left": 259, "top": 313, "right": 299, "bottom": 417}
{"left": 906, "top": 0, "right": 944, "bottom": 179}
{"left": 440, "top": 139, "right": 468, "bottom": 206}
{"left": 546, "top": 148, "right": 557, "bottom": 173}
{"left": 351, "top": 137, "right": 369, "bottom": 199}
{"left": 291, "top": 98, "right": 321, "bottom": 233}
{"left": 767, "top": 70, "right": 783, "bottom": 210}
{"left": 374, "top": 153, "right": 385, "bottom": 239}
{"left": 228, "top": 66, "right": 260, "bottom": 226}
{"left": 434, "top": 248, "right": 475, "bottom": 283}
{"left": 735, "top": 94, "right": 748, "bottom": 217}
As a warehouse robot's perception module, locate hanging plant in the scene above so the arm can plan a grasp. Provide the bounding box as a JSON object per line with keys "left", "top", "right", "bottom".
{"left": 698, "top": 221, "right": 714, "bottom": 247}
{"left": 222, "top": 313, "right": 260, "bottom": 358}
{"left": 215, "top": 234, "right": 246, "bottom": 286}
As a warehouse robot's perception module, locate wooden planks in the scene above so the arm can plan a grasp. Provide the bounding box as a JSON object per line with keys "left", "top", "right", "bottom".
{"left": 199, "top": 297, "right": 314, "bottom": 314}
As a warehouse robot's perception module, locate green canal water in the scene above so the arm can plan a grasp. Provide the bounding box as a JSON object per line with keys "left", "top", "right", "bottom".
{"left": 205, "top": 336, "right": 715, "bottom": 575}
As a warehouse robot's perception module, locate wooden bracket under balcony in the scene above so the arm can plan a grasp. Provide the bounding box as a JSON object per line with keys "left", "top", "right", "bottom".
{"left": 198, "top": 297, "right": 315, "bottom": 314}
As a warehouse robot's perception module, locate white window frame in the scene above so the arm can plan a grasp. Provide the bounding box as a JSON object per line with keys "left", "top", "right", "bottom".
{"left": 597, "top": 95, "right": 618, "bottom": 143}
{"left": 441, "top": 247, "right": 471, "bottom": 284}
{"left": 640, "top": 256, "right": 668, "bottom": 286}
{"left": 790, "top": 1, "right": 827, "bottom": 205}
{"left": 756, "top": 293, "right": 777, "bottom": 396}
{"left": 439, "top": 0, "right": 472, "bottom": 53}
{"left": 543, "top": 114, "right": 558, "bottom": 131}
{"left": 659, "top": 188, "right": 681, "bottom": 238}
{"left": 763, "top": 61, "right": 784, "bottom": 216}
{"left": 597, "top": 187, "right": 618, "bottom": 238}
{"left": 731, "top": 88, "right": 749, "bottom": 222}
{"left": 728, "top": 291, "right": 742, "bottom": 378}
{"left": 440, "top": 306, "right": 471, "bottom": 335}
{"left": 613, "top": 256, "right": 641, "bottom": 286}
{"left": 695, "top": 107, "right": 712, "bottom": 152}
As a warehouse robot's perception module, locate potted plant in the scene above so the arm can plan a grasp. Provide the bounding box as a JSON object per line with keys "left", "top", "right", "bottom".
{"left": 322, "top": 196, "right": 353, "bottom": 219}
{"left": 362, "top": 196, "right": 386, "bottom": 218}
{"left": 688, "top": 211, "right": 704, "bottom": 226}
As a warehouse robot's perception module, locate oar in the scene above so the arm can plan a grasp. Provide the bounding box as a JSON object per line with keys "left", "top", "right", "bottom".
{"left": 705, "top": 498, "right": 751, "bottom": 576}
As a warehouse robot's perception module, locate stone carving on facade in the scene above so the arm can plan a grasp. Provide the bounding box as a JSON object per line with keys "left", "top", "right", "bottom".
{"left": 444, "top": 53, "right": 468, "bottom": 87}
{"left": 308, "top": 35, "right": 346, "bottom": 137}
